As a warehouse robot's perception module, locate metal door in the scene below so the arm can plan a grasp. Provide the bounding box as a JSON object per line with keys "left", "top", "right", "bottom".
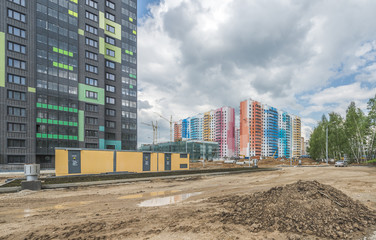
{"left": 68, "top": 150, "right": 81, "bottom": 174}
{"left": 165, "top": 153, "right": 171, "bottom": 171}
{"left": 143, "top": 153, "right": 151, "bottom": 171}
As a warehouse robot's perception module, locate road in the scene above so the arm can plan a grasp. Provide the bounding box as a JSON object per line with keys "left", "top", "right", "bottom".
{"left": 0, "top": 166, "right": 375, "bottom": 239}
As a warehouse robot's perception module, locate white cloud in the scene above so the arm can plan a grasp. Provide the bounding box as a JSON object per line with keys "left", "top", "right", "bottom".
{"left": 137, "top": 0, "right": 376, "bottom": 146}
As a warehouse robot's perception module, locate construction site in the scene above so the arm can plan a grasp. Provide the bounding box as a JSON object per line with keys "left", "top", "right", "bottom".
{"left": 0, "top": 158, "right": 375, "bottom": 240}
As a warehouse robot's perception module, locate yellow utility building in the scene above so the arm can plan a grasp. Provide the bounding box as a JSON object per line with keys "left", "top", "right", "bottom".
{"left": 55, "top": 148, "right": 189, "bottom": 176}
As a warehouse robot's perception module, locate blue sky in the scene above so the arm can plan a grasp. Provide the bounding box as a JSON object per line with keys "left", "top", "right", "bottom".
{"left": 136, "top": 0, "right": 376, "bottom": 146}
{"left": 137, "top": 0, "right": 160, "bottom": 19}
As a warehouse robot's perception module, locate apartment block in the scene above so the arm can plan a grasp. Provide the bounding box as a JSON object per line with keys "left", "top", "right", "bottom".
{"left": 240, "top": 99, "right": 301, "bottom": 159}
{"left": 174, "top": 106, "right": 235, "bottom": 158}
{"left": 234, "top": 127, "right": 240, "bottom": 157}
{"left": 0, "top": 0, "right": 137, "bottom": 169}
{"left": 173, "top": 120, "right": 182, "bottom": 142}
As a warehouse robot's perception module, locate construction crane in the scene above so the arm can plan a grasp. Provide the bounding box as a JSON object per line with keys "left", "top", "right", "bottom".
{"left": 141, "top": 121, "right": 158, "bottom": 145}
{"left": 154, "top": 112, "right": 173, "bottom": 142}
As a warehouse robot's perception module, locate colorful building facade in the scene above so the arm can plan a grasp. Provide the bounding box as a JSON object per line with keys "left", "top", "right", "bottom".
{"left": 174, "top": 106, "right": 235, "bottom": 158}
{"left": 240, "top": 99, "right": 301, "bottom": 159}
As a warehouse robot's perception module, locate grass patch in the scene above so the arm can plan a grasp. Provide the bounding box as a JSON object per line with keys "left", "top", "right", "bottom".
{"left": 1, "top": 167, "right": 276, "bottom": 188}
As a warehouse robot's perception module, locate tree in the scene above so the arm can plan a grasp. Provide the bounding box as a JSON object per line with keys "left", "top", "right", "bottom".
{"left": 308, "top": 97, "right": 376, "bottom": 163}
{"left": 307, "top": 115, "right": 327, "bottom": 160}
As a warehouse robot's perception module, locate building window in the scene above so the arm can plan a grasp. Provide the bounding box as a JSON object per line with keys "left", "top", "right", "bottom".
{"left": 85, "top": 143, "right": 98, "bottom": 148}
{"left": 85, "top": 11, "right": 98, "bottom": 22}
{"left": 8, "top": 25, "right": 26, "bottom": 38}
{"left": 85, "top": 24, "right": 98, "bottom": 35}
{"left": 105, "top": 36, "right": 115, "bottom": 45}
{"left": 7, "top": 9, "right": 26, "bottom": 22}
{"left": 130, "top": 112, "right": 137, "bottom": 119}
{"left": 85, "top": 130, "right": 98, "bottom": 137}
{"left": 105, "top": 12, "right": 115, "bottom": 21}
{"left": 105, "top": 60, "right": 115, "bottom": 69}
{"left": 106, "top": 72, "right": 115, "bottom": 81}
{"left": 8, "top": 58, "right": 26, "bottom": 70}
{"left": 86, "top": 90, "right": 98, "bottom": 99}
{"left": 7, "top": 155, "right": 26, "bottom": 164}
{"left": 8, "top": 139, "right": 26, "bottom": 148}
{"left": 105, "top": 108, "right": 116, "bottom": 116}
{"left": 85, "top": 64, "right": 98, "bottom": 73}
{"left": 85, "top": 51, "right": 98, "bottom": 61}
{"left": 85, "top": 37, "right": 98, "bottom": 48}
{"left": 85, "top": 0, "right": 98, "bottom": 9}
{"left": 8, "top": 90, "right": 26, "bottom": 101}
{"left": 106, "top": 24, "right": 115, "bottom": 33}
{"left": 8, "top": 41, "right": 26, "bottom": 54}
{"left": 85, "top": 117, "right": 98, "bottom": 125}
{"left": 106, "top": 0, "right": 115, "bottom": 9}
{"left": 105, "top": 84, "right": 115, "bottom": 92}
{"left": 105, "top": 132, "right": 116, "bottom": 140}
{"left": 7, "top": 123, "right": 26, "bottom": 132}
{"left": 8, "top": 0, "right": 26, "bottom": 7}
{"left": 85, "top": 103, "right": 98, "bottom": 112}
{"left": 106, "top": 97, "right": 115, "bottom": 104}
{"left": 8, "top": 74, "right": 26, "bottom": 85}
{"left": 106, "top": 121, "right": 116, "bottom": 128}
{"left": 85, "top": 77, "right": 98, "bottom": 86}
{"left": 130, "top": 101, "right": 137, "bottom": 108}
{"left": 106, "top": 49, "right": 115, "bottom": 57}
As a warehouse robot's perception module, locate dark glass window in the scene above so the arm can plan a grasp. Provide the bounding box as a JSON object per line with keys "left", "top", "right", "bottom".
{"left": 86, "top": 90, "right": 98, "bottom": 99}
{"left": 7, "top": 90, "right": 26, "bottom": 101}
{"left": 8, "top": 139, "right": 26, "bottom": 148}
{"left": 85, "top": 77, "right": 98, "bottom": 86}
{"left": 7, "top": 155, "right": 26, "bottom": 164}
{"left": 85, "top": 103, "right": 98, "bottom": 112}
{"left": 8, "top": 0, "right": 26, "bottom": 7}
{"left": 8, "top": 41, "right": 26, "bottom": 54}
{"left": 8, "top": 74, "right": 26, "bottom": 85}
{"left": 8, "top": 25, "right": 26, "bottom": 38}
{"left": 7, "top": 8, "right": 26, "bottom": 22}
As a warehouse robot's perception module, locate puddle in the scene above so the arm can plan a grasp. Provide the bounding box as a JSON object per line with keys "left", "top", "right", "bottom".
{"left": 118, "top": 190, "right": 181, "bottom": 199}
{"left": 138, "top": 192, "right": 202, "bottom": 207}
{"left": 23, "top": 209, "right": 32, "bottom": 218}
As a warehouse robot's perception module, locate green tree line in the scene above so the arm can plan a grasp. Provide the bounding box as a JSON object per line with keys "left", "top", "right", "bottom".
{"left": 308, "top": 95, "right": 376, "bottom": 163}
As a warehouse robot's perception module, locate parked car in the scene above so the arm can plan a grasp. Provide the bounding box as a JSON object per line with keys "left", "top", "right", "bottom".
{"left": 335, "top": 161, "right": 348, "bottom": 167}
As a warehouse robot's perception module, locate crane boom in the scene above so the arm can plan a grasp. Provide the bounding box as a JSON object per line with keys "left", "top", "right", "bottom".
{"left": 141, "top": 121, "right": 158, "bottom": 144}
{"left": 154, "top": 112, "right": 173, "bottom": 142}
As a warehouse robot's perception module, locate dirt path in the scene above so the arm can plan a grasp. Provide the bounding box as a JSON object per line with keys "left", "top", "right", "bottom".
{"left": 0, "top": 166, "right": 375, "bottom": 239}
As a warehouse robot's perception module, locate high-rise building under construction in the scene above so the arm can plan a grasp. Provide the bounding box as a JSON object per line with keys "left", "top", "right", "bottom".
{"left": 0, "top": 0, "right": 138, "bottom": 169}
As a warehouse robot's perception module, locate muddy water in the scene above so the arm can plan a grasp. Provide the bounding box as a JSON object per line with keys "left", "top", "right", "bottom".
{"left": 138, "top": 192, "right": 202, "bottom": 207}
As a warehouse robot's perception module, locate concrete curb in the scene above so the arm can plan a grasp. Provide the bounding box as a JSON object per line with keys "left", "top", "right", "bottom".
{"left": 1, "top": 168, "right": 280, "bottom": 193}
{"left": 43, "top": 168, "right": 280, "bottom": 189}
{"left": 0, "top": 187, "right": 21, "bottom": 193}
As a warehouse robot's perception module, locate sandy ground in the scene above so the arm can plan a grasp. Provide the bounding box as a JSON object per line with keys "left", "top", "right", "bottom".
{"left": 0, "top": 166, "right": 375, "bottom": 240}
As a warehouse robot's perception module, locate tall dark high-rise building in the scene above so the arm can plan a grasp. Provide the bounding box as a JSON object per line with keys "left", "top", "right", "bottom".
{"left": 0, "top": 0, "right": 137, "bottom": 169}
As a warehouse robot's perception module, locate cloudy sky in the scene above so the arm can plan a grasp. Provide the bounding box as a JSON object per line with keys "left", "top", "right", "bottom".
{"left": 136, "top": 0, "right": 376, "bottom": 146}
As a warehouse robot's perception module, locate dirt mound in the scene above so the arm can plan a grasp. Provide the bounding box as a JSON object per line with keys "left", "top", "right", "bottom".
{"left": 214, "top": 180, "right": 376, "bottom": 239}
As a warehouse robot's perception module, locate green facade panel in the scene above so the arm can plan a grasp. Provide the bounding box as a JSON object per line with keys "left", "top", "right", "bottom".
{"left": 99, "top": 11, "right": 122, "bottom": 40}
{"left": 104, "top": 44, "right": 122, "bottom": 63}
{"left": 78, "top": 110, "right": 85, "bottom": 142}
{"left": 78, "top": 83, "right": 105, "bottom": 105}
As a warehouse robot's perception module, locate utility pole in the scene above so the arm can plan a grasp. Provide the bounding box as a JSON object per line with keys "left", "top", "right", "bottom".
{"left": 326, "top": 126, "right": 328, "bottom": 164}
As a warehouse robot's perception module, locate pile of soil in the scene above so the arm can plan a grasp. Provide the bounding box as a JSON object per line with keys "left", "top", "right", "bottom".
{"left": 214, "top": 180, "right": 376, "bottom": 239}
